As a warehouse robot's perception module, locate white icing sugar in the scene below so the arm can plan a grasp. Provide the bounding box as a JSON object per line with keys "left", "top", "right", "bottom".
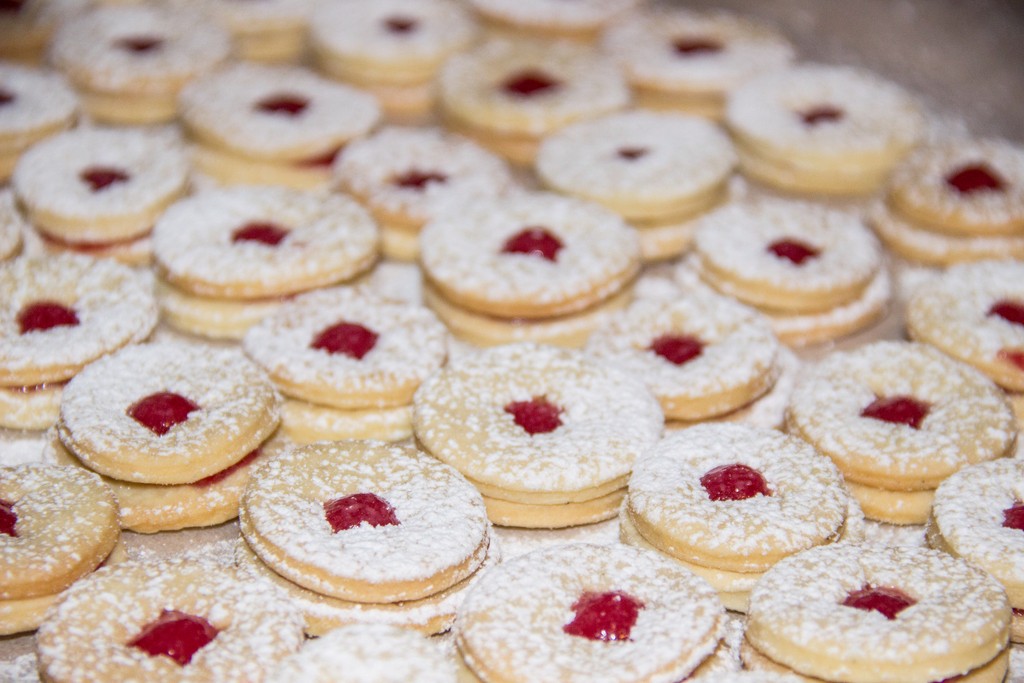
{"left": 180, "top": 63, "right": 380, "bottom": 160}
{"left": 0, "top": 63, "right": 77, "bottom": 146}
{"left": 50, "top": 5, "right": 230, "bottom": 93}
{"left": 726, "top": 64, "right": 925, "bottom": 156}
{"left": 12, "top": 128, "right": 189, "bottom": 229}
{"left": 0, "top": 433, "right": 46, "bottom": 467}
{"left": 456, "top": 543, "right": 723, "bottom": 683}
{"left": 602, "top": 9, "right": 795, "bottom": 92}
{"left": 419, "top": 193, "right": 639, "bottom": 314}
{"left": 493, "top": 517, "right": 619, "bottom": 560}
{"left": 335, "top": 126, "right": 513, "bottom": 226}
{"left": 0, "top": 254, "right": 157, "bottom": 383}
{"left": 536, "top": 110, "right": 736, "bottom": 206}
{"left": 153, "top": 187, "right": 379, "bottom": 298}
{"left": 469, "top": 0, "right": 639, "bottom": 29}
{"left": 628, "top": 424, "right": 848, "bottom": 559}
{"left": 0, "top": 653, "right": 39, "bottom": 683}
{"left": 413, "top": 343, "right": 663, "bottom": 493}
{"left": 242, "top": 286, "right": 447, "bottom": 408}
{"left": 0, "top": 190, "right": 25, "bottom": 262}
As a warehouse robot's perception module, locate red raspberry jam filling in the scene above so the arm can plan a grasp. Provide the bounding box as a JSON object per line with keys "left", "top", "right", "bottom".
{"left": 255, "top": 94, "right": 309, "bottom": 117}
{"left": 945, "top": 164, "right": 1005, "bottom": 195}
{"left": 701, "top": 464, "right": 771, "bottom": 501}
{"left": 502, "top": 227, "right": 564, "bottom": 261}
{"left": 0, "top": 500, "right": 17, "bottom": 537}
{"left": 998, "top": 348, "right": 1024, "bottom": 372}
{"left": 502, "top": 70, "right": 562, "bottom": 98}
{"left": 672, "top": 38, "right": 723, "bottom": 56}
{"left": 0, "top": 0, "right": 25, "bottom": 12}
{"left": 129, "top": 392, "right": 200, "bottom": 436}
{"left": 617, "top": 147, "right": 648, "bottom": 161}
{"left": 310, "top": 321, "right": 379, "bottom": 360}
{"left": 116, "top": 36, "right": 164, "bottom": 53}
{"left": 324, "top": 493, "right": 400, "bottom": 532}
{"left": 384, "top": 16, "right": 418, "bottom": 33}
{"left": 505, "top": 396, "right": 563, "bottom": 435}
{"left": 649, "top": 334, "right": 703, "bottom": 366}
{"left": 192, "top": 449, "right": 261, "bottom": 488}
{"left": 0, "top": 88, "right": 14, "bottom": 106}
{"left": 393, "top": 169, "right": 448, "bottom": 190}
{"left": 17, "top": 301, "right": 80, "bottom": 334}
{"left": 989, "top": 300, "right": 1024, "bottom": 327}
{"left": 860, "top": 395, "right": 930, "bottom": 429}
{"left": 128, "top": 610, "right": 219, "bottom": 666}
{"left": 563, "top": 591, "right": 645, "bottom": 642}
{"left": 767, "top": 238, "right": 820, "bottom": 265}
{"left": 842, "top": 585, "right": 916, "bottom": 620}
{"left": 80, "top": 167, "right": 130, "bottom": 192}
{"left": 232, "top": 222, "right": 289, "bottom": 246}
{"left": 800, "top": 105, "right": 845, "bottom": 126}
{"left": 296, "top": 147, "right": 341, "bottom": 168}
{"left": 1002, "top": 502, "right": 1024, "bottom": 531}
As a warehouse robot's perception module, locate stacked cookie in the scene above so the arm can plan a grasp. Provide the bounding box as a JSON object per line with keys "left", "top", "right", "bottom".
{"left": 869, "top": 138, "right": 1024, "bottom": 266}
{"left": 237, "top": 441, "right": 498, "bottom": 636}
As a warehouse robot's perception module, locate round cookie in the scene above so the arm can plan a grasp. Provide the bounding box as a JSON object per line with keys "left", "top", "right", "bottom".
{"left": 169, "top": 0, "right": 313, "bottom": 63}
{"left": 586, "top": 292, "right": 780, "bottom": 421}
{"left": 240, "top": 440, "right": 490, "bottom": 603}
{"left": 467, "top": 0, "right": 639, "bottom": 42}
{"left": 602, "top": 9, "right": 795, "bottom": 118}
{"left": 906, "top": 259, "right": 1024, "bottom": 393}
{"left": 725, "top": 64, "right": 924, "bottom": 195}
{"left": 35, "top": 560, "right": 304, "bottom": 683}
{"left": 335, "top": 127, "right": 512, "bottom": 261}
{"left": 50, "top": 5, "right": 230, "bottom": 124}
{"left": 413, "top": 343, "right": 663, "bottom": 527}
{"left": 180, "top": 63, "right": 380, "bottom": 191}
{"left": 743, "top": 544, "right": 1010, "bottom": 683}
{"left": 57, "top": 341, "right": 281, "bottom": 485}
{"left": 786, "top": 340, "right": 1017, "bottom": 524}
{"left": 456, "top": 543, "right": 724, "bottom": 683}
{"left": 439, "top": 39, "right": 629, "bottom": 165}
{"left": 0, "top": 63, "right": 77, "bottom": 182}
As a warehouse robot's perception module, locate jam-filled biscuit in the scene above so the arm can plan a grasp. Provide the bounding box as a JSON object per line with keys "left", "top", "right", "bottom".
{"left": 50, "top": 5, "right": 230, "bottom": 124}
{"left": 743, "top": 544, "right": 1010, "bottom": 683}
{"left": 36, "top": 560, "right": 304, "bottom": 683}
{"left": 240, "top": 440, "right": 492, "bottom": 604}
{"left": 0, "top": 63, "right": 77, "bottom": 182}
{"left": 536, "top": 111, "right": 736, "bottom": 261}
{"left": 413, "top": 343, "right": 663, "bottom": 528}
{"left": 467, "top": 0, "right": 640, "bottom": 42}
{"left": 787, "top": 341, "right": 1017, "bottom": 525}
{"left": 456, "top": 543, "right": 725, "bottom": 683}
{"left": 335, "top": 127, "right": 512, "bottom": 261}
{"left": 180, "top": 63, "right": 380, "bottom": 191}
{"left": 603, "top": 9, "right": 795, "bottom": 119}
{"left": 170, "top": 0, "right": 313, "bottom": 64}
{"left": 439, "top": 39, "right": 629, "bottom": 165}
{"left": 419, "top": 193, "right": 640, "bottom": 347}
{"left": 311, "top": 0, "right": 477, "bottom": 121}
{"left": 0, "top": 254, "right": 158, "bottom": 430}
{"left": 57, "top": 341, "right": 281, "bottom": 486}
{"left": 242, "top": 286, "right": 447, "bottom": 443}
{"left": 725, "top": 64, "right": 924, "bottom": 195}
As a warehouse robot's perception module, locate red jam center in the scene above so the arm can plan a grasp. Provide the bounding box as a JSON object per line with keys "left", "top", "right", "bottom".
{"left": 231, "top": 222, "right": 289, "bottom": 246}
{"left": 672, "top": 37, "right": 723, "bottom": 56}
{"left": 0, "top": 88, "right": 14, "bottom": 106}
{"left": 800, "top": 105, "right": 845, "bottom": 126}
{"left": 700, "top": 463, "right": 771, "bottom": 502}
{"left": 0, "top": 500, "right": 17, "bottom": 537}
{"left": 1002, "top": 502, "right": 1024, "bottom": 531}
{"left": 310, "top": 321, "right": 379, "bottom": 360}
{"left": 504, "top": 396, "right": 563, "bottom": 435}
{"left": 998, "top": 348, "right": 1024, "bottom": 372}
{"left": 128, "top": 392, "right": 200, "bottom": 436}
{"left": 501, "top": 227, "right": 563, "bottom": 262}
{"left": 324, "top": 492, "right": 400, "bottom": 532}
{"left": 393, "top": 169, "right": 448, "bottom": 190}
{"left": 562, "top": 591, "right": 645, "bottom": 642}
{"left": 501, "top": 70, "right": 562, "bottom": 98}
{"left": 860, "top": 395, "right": 930, "bottom": 429}
{"left": 842, "top": 585, "right": 916, "bottom": 620}
{"left": 128, "top": 610, "right": 219, "bottom": 666}
{"left": 17, "top": 301, "right": 80, "bottom": 334}
{"left": 384, "top": 15, "right": 418, "bottom": 33}
{"left": 297, "top": 147, "right": 341, "bottom": 168}
{"left": 80, "top": 167, "right": 130, "bottom": 192}
{"left": 649, "top": 334, "right": 703, "bottom": 366}
{"left": 255, "top": 93, "right": 309, "bottom": 117}
{"left": 989, "top": 300, "right": 1024, "bottom": 327}
{"left": 767, "top": 239, "right": 820, "bottom": 265}
{"left": 617, "top": 147, "right": 648, "bottom": 161}
{"left": 192, "top": 449, "right": 261, "bottom": 488}
{"left": 0, "top": 0, "right": 25, "bottom": 12}
{"left": 116, "top": 36, "right": 164, "bottom": 53}
{"left": 945, "top": 164, "right": 1005, "bottom": 195}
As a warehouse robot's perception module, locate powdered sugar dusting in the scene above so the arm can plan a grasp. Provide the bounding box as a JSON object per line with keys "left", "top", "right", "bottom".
{"left": 0, "top": 63, "right": 77, "bottom": 145}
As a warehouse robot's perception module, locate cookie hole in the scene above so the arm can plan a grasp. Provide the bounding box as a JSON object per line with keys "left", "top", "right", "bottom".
{"left": 501, "top": 227, "right": 563, "bottom": 262}
{"left": 310, "top": 321, "right": 379, "bottom": 359}
{"left": 563, "top": 591, "right": 645, "bottom": 642}
{"left": 324, "top": 492, "right": 400, "bottom": 532}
